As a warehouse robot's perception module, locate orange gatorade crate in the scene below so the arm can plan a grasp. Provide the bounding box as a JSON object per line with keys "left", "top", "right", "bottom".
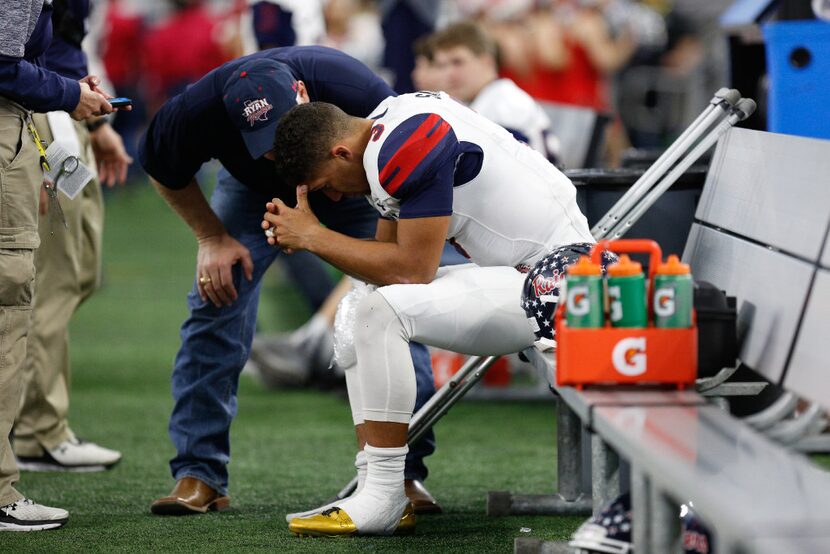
{"left": 555, "top": 239, "right": 697, "bottom": 389}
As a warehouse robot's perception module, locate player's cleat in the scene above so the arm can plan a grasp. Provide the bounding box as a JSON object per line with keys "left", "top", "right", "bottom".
{"left": 0, "top": 498, "right": 69, "bottom": 531}
{"left": 289, "top": 504, "right": 416, "bottom": 537}
{"left": 285, "top": 478, "right": 438, "bottom": 522}
{"left": 16, "top": 437, "right": 121, "bottom": 473}
{"left": 285, "top": 498, "right": 343, "bottom": 523}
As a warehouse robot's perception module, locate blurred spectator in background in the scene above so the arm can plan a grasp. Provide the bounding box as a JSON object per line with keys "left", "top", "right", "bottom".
{"left": 242, "top": 0, "right": 325, "bottom": 52}
{"left": 321, "top": 0, "right": 386, "bottom": 77}
{"left": 411, "top": 35, "right": 445, "bottom": 91}
{"left": 100, "top": 1, "right": 144, "bottom": 103}
{"left": 92, "top": 0, "right": 730, "bottom": 171}
{"left": 492, "top": 0, "right": 637, "bottom": 111}
{"left": 140, "top": 0, "right": 238, "bottom": 111}
{"left": 672, "top": 0, "right": 730, "bottom": 100}
{"left": 431, "top": 21, "right": 561, "bottom": 163}
{"left": 100, "top": 0, "right": 146, "bottom": 174}
{"left": 380, "top": 0, "right": 445, "bottom": 93}
{"left": 615, "top": 0, "right": 704, "bottom": 147}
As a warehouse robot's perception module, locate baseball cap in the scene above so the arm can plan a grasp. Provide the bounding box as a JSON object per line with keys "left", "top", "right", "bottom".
{"left": 223, "top": 58, "right": 299, "bottom": 159}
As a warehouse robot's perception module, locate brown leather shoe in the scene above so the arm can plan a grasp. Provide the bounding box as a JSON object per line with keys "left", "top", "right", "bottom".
{"left": 405, "top": 479, "right": 442, "bottom": 514}
{"left": 150, "top": 476, "right": 231, "bottom": 515}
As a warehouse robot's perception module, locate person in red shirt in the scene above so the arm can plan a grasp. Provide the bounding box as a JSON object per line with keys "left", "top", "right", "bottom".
{"left": 494, "top": 0, "right": 636, "bottom": 111}
{"left": 141, "top": 0, "right": 235, "bottom": 108}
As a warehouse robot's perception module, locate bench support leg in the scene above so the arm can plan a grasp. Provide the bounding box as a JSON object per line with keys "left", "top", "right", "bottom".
{"left": 591, "top": 435, "right": 620, "bottom": 516}
{"left": 651, "top": 487, "right": 679, "bottom": 553}
{"left": 487, "top": 399, "right": 592, "bottom": 516}
{"left": 631, "top": 466, "right": 651, "bottom": 554}
{"left": 558, "top": 397, "right": 584, "bottom": 501}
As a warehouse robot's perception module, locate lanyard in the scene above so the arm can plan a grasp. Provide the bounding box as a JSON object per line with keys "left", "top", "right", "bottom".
{"left": 25, "top": 115, "right": 50, "bottom": 173}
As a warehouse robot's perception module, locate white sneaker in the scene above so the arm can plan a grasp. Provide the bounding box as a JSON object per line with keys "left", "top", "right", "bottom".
{"left": 16, "top": 438, "right": 121, "bottom": 472}
{"left": 250, "top": 317, "right": 334, "bottom": 389}
{"left": 0, "top": 498, "right": 68, "bottom": 531}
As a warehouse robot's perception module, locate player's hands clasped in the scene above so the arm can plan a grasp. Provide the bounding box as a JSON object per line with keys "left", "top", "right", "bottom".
{"left": 196, "top": 232, "right": 254, "bottom": 307}
{"left": 262, "top": 185, "right": 321, "bottom": 253}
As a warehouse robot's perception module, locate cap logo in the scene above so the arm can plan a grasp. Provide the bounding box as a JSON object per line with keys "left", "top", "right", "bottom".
{"left": 243, "top": 98, "right": 273, "bottom": 127}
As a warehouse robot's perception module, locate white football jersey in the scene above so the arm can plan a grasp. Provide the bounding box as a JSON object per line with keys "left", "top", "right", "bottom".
{"left": 471, "top": 78, "right": 560, "bottom": 162}
{"left": 363, "top": 91, "right": 592, "bottom": 269}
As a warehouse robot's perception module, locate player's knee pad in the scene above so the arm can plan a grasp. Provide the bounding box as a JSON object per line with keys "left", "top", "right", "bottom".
{"left": 334, "top": 279, "right": 376, "bottom": 369}
{"left": 354, "top": 291, "right": 408, "bottom": 352}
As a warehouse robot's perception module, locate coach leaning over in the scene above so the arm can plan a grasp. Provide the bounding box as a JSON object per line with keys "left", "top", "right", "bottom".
{"left": 0, "top": 0, "right": 112, "bottom": 532}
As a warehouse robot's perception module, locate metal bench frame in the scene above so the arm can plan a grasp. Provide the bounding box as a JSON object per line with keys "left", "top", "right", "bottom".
{"left": 513, "top": 126, "right": 830, "bottom": 551}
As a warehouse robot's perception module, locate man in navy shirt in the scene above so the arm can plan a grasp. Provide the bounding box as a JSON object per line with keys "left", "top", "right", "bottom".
{"left": 140, "top": 46, "right": 441, "bottom": 516}
{"left": 0, "top": 0, "right": 114, "bottom": 532}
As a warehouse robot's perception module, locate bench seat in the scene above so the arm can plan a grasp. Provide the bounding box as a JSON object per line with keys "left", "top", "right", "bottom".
{"left": 592, "top": 403, "right": 830, "bottom": 551}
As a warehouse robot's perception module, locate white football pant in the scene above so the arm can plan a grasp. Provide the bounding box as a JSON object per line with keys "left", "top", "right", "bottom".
{"left": 347, "top": 264, "right": 535, "bottom": 425}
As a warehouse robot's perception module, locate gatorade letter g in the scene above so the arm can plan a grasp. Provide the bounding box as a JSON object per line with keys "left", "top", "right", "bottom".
{"left": 612, "top": 337, "right": 647, "bottom": 376}
{"left": 654, "top": 288, "right": 676, "bottom": 317}
{"left": 566, "top": 285, "right": 590, "bottom": 316}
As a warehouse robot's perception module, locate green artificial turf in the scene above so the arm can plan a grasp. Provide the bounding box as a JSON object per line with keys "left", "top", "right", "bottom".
{"left": 4, "top": 183, "right": 583, "bottom": 551}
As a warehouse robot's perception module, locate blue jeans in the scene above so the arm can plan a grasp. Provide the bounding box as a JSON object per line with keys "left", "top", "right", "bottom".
{"left": 168, "top": 169, "right": 436, "bottom": 495}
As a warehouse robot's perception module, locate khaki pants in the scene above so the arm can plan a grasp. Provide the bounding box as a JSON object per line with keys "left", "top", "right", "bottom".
{"left": 13, "top": 115, "right": 103, "bottom": 456}
{"left": 0, "top": 98, "right": 42, "bottom": 506}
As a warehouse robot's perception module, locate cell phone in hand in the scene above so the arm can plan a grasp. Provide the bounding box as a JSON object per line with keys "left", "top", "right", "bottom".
{"left": 108, "top": 97, "right": 133, "bottom": 108}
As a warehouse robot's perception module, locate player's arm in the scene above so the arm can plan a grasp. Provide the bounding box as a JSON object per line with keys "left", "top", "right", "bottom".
{"left": 311, "top": 215, "right": 448, "bottom": 285}
{"left": 266, "top": 187, "right": 448, "bottom": 285}
{"left": 375, "top": 217, "right": 397, "bottom": 243}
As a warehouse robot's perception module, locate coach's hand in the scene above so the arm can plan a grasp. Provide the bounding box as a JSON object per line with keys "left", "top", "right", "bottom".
{"left": 262, "top": 185, "right": 321, "bottom": 253}
{"left": 196, "top": 232, "right": 254, "bottom": 307}
{"left": 90, "top": 123, "right": 133, "bottom": 186}
{"left": 70, "top": 81, "right": 112, "bottom": 120}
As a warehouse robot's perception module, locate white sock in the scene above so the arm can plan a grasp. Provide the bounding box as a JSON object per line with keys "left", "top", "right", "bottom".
{"left": 335, "top": 444, "right": 409, "bottom": 535}
{"left": 284, "top": 450, "right": 367, "bottom": 522}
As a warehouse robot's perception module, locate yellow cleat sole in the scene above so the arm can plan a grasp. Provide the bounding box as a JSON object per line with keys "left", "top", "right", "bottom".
{"left": 289, "top": 504, "right": 416, "bottom": 538}
{"left": 292, "top": 527, "right": 415, "bottom": 538}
